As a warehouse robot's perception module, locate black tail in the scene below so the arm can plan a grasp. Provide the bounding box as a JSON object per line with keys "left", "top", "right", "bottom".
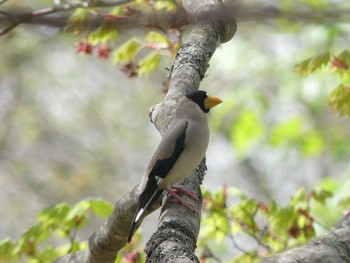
{"left": 127, "top": 189, "right": 164, "bottom": 243}
{"left": 128, "top": 205, "right": 141, "bottom": 242}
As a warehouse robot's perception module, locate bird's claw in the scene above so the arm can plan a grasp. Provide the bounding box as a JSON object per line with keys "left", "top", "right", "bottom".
{"left": 167, "top": 187, "right": 198, "bottom": 213}
{"left": 171, "top": 186, "right": 199, "bottom": 201}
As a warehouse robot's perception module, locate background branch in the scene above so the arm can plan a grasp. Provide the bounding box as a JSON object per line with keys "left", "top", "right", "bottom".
{"left": 0, "top": 2, "right": 349, "bottom": 36}
{"left": 260, "top": 212, "right": 350, "bottom": 263}
{"left": 0, "top": 0, "right": 131, "bottom": 35}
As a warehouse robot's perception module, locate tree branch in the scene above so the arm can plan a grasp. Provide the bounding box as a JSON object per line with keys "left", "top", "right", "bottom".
{"left": 144, "top": 0, "right": 236, "bottom": 261}
{"left": 55, "top": 0, "right": 236, "bottom": 262}
{"left": 54, "top": 185, "right": 161, "bottom": 263}
{"left": 260, "top": 212, "right": 350, "bottom": 263}
{"left": 0, "top": 0, "right": 9, "bottom": 5}
{"left": 0, "top": 0, "right": 132, "bottom": 35}
{"left": 1, "top": 2, "right": 349, "bottom": 36}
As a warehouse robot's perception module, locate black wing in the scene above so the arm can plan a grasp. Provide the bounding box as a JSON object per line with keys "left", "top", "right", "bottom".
{"left": 128, "top": 121, "right": 188, "bottom": 242}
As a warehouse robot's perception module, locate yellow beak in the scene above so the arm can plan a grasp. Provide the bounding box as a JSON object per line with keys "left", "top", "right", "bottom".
{"left": 205, "top": 95, "right": 223, "bottom": 109}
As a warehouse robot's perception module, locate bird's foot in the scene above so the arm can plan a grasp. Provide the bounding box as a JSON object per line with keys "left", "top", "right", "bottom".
{"left": 167, "top": 188, "right": 197, "bottom": 213}
{"left": 171, "top": 186, "right": 199, "bottom": 201}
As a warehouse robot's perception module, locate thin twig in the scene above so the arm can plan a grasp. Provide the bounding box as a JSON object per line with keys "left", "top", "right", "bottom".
{"left": 0, "top": 10, "right": 14, "bottom": 19}
{"left": 0, "top": 0, "right": 132, "bottom": 36}
{"left": 67, "top": 226, "right": 79, "bottom": 254}
{"left": 0, "top": 0, "right": 9, "bottom": 5}
{"left": 0, "top": 21, "right": 19, "bottom": 35}
{"left": 1, "top": 3, "right": 350, "bottom": 36}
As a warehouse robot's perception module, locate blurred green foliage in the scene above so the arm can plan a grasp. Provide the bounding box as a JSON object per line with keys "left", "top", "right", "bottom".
{"left": 2, "top": 177, "right": 348, "bottom": 262}
{"left": 230, "top": 109, "right": 263, "bottom": 157}
{"left": 1, "top": 0, "right": 350, "bottom": 262}
{"left": 295, "top": 50, "right": 350, "bottom": 117}
{"left": 197, "top": 181, "right": 344, "bottom": 262}
{"left": 0, "top": 198, "right": 111, "bottom": 262}
{"left": 66, "top": 0, "right": 181, "bottom": 75}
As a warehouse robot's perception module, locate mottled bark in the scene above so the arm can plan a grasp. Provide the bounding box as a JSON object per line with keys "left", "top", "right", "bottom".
{"left": 54, "top": 0, "right": 236, "bottom": 262}
{"left": 145, "top": 0, "right": 236, "bottom": 262}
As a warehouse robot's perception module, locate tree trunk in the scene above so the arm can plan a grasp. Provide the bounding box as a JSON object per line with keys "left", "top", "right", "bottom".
{"left": 54, "top": 1, "right": 236, "bottom": 262}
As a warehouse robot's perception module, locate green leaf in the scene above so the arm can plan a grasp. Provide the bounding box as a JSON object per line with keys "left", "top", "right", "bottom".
{"left": 88, "top": 24, "right": 118, "bottom": 45}
{"left": 291, "top": 188, "right": 306, "bottom": 204}
{"left": 327, "top": 24, "right": 343, "bottom": 43}
{"left": 66, "top": 8, "right": 89, "bottom": 32}
{"left": 90, "top": 199, "right": 113, "bottom": 218}
{"left": 230, "top": 221, "right": 241, "bottom": 235}
{"left": 271, "top": 119, "right": 324, "bottom": 156}
{"left": 300, "top": 0, "right": 328, "bottom": 8}
{"left": 294, "top": 52, "right": 331, "bottom": 76}
{"left": 138, "top": 52, "right": 160, "bottom": 75}
{"left": 291, "top": 188, "right": 308, "bottom": 210}
{"left": 270, "top": 117, "right": 303, "bottom": 146}
{"left": 201, "top": 212, "right": 229, "bottom": 243}
{"left": 339, "top": 72, "right": 350, "bottom": 83}
{"left": 300, "top": 130, "right": 324, "bottom": 156}
{"left": 270, "top": 208, "right": 295, "bottom": 234}
{"left": 34, "top": 246, "right": 60, "bottom": 262}
{"left": 0, "top": 238, "right": 16, "bottom": 261}
{"left": 145, "top": 31, "right": 170, "bottom": 45}
{"left": 68, "top": 241, "right": 83, "bottom": 253}
{"left": 38, "top": 203, "right": 71, "bottom": 225}
{"left": 337, "top": 50, "right": 350, "bottom": 68}
{"left": 338, "top": 196, "right": 350, "bottom": 209}
{"left": 226, "top": 186, "right": 243, "bottom": 197}
{"left": 19, "top": 223, "right": 52, "bottom": 246}
{"left": 213, "top": 213, "right": 229, "bottom": 243}
{"left": 328, "top": 84, "right": 350, "bottom": 117}
{"left": 312, "top": 188, "right": 333, "bottom": 205}
{"left": 153, "top": 1, "right": 177, "bottom": 11}
{"left": 113, "top": 39, "right": 142, "bottom": 63}
{"left": 230, "top": 109, "right": 263, "bottom": 156}
{"left": 66, "top": 200, "right": 91, "bottom": 221}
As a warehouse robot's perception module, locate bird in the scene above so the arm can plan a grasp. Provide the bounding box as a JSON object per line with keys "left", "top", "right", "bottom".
{"left": 127, "top": 90, "right": 222, "bottom": 242}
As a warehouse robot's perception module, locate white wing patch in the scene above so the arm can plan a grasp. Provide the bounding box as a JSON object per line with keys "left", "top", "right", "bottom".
{"left": 135, "top": 208, "right": 144, "bottom": 223}
{"left": 155, "top": 175, "right": 163, "bottom": 187}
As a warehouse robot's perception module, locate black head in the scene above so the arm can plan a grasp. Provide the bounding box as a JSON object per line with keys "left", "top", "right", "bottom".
{"left": 186, "top": 90, "right": 209, "bottom": 113}
{"left": 186, "top": 90, "right": 222, "bottom": 113}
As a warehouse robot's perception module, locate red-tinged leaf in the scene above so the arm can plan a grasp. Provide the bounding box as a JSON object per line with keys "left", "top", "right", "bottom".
{"left": 297, "top": 209, "right": 310, "bottom": 218}
{"left": 331, "top": 57, "right": 348, "bottom": 70}
{"left": 258, "top": 201, "right": 269, "bottom": 213}
{"left": 222, "top": 184, "right": 227, "bottom": 206}
{"left": 328, "top": 84, "right": 350, "bottom": 117}
{"left": 304, "top": 224, "right": 315, "bottom": 237}
{"left": 76, "top": 40, "right": 94, "bottom": 55}
{"left": 307, "top": 191, "right": 314, "bottom": 201}
{"left": 294, "top": 52, "right": 331, "bottom": 75}
{"left": 121, "top": 61, "right": 138, "bottom": 78}
{"left": 337, "top": 50, "right": 350, "bottom": 68}
{"left": 288, "top": 223, "right": 300, "bottom": 238}
{"left": 97, "top": 44, "right": 111, "bottom": 59}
